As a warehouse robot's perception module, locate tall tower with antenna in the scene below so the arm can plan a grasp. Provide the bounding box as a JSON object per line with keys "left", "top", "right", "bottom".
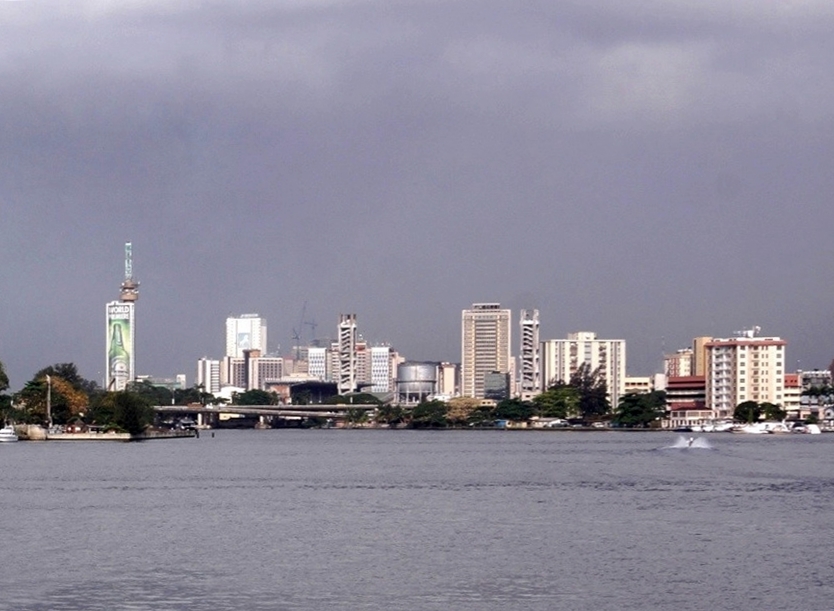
{"left": 106, "top": 242, "right": 138, "bottom": 391}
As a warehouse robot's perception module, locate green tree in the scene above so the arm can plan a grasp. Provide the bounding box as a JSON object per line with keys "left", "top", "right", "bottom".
{"left": 129, "top": 380, "right": 174, "bottom": 405}
{"left": 35, "top": 363, "right": 98, "bottom": 395}
{"left": 532, "top": 383, "right": 580, "bottom": 419}
{"left": 410, "top": 400, "right": 448, "bottom": 428}
{"left": 734, "top": 400, "right": 761, "bottom": 423}
{"left": 89, "top": 391, "right": 155, "bottom": 435}
{"left": 344, "top": 407, "right": 370, "bottom": 427}
{"left": 760, "top": 402, "right": 787, "bottom": 421}
{"left": 325, "top": 393, "right": 383, "bottom": 405}
{"left": 493, "top": 398, "right": 534, "bottom": 422}
{"left": 233, "top": 389, "right": 276, "bottom": 405}
{"left": 0, "top": 360, "right": 11, "bottom": 424}
{"left": 466, "top": 403, "right": 496, "bottom": 427}
{"left": 375, "top": 404, "right": 406, "bottom": 427}
{"left": 569, "top": 363, "right": 610, "bottom": 420}
{"left": 613, "top": 391, "right": 667, "bottom": 428}
{"left": 0, "top": 360, "right": 9, "bottom": 393}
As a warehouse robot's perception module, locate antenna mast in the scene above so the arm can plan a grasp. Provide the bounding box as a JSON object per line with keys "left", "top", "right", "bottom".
{"left": 119, "top": 242, "right": 140, "bottom": 302}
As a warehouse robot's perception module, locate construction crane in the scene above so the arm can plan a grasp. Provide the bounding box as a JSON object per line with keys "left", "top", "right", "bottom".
{"left": 291, "top": 301, "right": 308, "bottom": 361}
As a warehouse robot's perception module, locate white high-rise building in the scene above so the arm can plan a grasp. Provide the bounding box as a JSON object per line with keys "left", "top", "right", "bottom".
{"left": 196, "top": 358, "right": 221, "bottom": 395}
{"left": 519, "top": 309, "right": 540, "bottom": 400}
{"left": 248, "top": 355, "right": 283, "bottom": 391}
{"left": 225, "top": 314, "right": 267, "bottom": 358}
{"left": 308, "top": 347, "right": 327, "bottom": 380}
{"left": 705, "top": 330, "right": 786, "bottom": 419}
{"left": 368, "top": 345, "right": 395, "bottom": 393}
{"left": 338, "top": 314, "right": 357, "bottom": 394}
{"left": 541, "top": 332, "right": 626, "bottom": 408}
{"left": 461, "top": 303, "right": 512, "bottom": 398}
{"left": 664, "top": 349, "right": 693, "bottom": 377}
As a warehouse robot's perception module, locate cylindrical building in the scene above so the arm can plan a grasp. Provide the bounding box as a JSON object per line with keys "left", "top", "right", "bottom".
{"left": 396, "top": 362, "right": 438, "bottom": 404}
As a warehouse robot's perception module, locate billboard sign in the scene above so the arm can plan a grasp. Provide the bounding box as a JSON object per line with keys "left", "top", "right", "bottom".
{"left": 106, "top": 301, "right": 134, "bottom": 391}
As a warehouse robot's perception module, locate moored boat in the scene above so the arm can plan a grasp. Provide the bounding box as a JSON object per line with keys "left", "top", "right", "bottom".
{"left": 0, "top": 425, "right": 19, "bottom": 443}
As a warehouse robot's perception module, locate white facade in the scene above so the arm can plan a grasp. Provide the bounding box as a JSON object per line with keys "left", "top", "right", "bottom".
{"left": 225, "top": 314, "right": 267, "bottom": 358}
{"left": 541, "top": 332, "right": 626, "bottom": 408}
{"left": 438, "top": 362, "right": 458, "bottom": 397}
{"left": 369, "top": 346, "right": 394, "bottom": 393}
{"left": 196, "top": 358, "right": 221, "bottom": 395}
{"left": 519, "top": 309, "right": 541, "bottom": 400}
{"left": 624, "top": 376, "right": 652, "bottom": 395}
{"left": 706, "top": 335, "right": 786, "bottom": 419}
{"left": 248, "top": 356, "right": 283, "bottom": 391}
{"left": 308, "top": 347, "right": 327, "bottom": 380}
{"left": 461, "top": 303, "right": 512, "bottom": 398}
{"left": 221, "top": 356, "right": 246, "bottom": 388}
{"left": 664, "top": 349, "right": 693, "bottom": 377}
{"left": 338, "top": 314, "right": 357, "bottom": 394}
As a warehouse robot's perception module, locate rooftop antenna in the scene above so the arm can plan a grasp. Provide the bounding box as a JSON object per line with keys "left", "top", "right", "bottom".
{"left": 119, "top": 242, "right": 139, "bottom": 303}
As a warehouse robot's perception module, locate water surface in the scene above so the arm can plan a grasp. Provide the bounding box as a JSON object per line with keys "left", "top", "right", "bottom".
{"left": 2, "top": 430, "right": 832, "bottom": 610}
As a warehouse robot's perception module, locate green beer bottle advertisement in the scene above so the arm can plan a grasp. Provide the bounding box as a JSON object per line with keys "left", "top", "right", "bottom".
{"left": 109, "top": 322, "right": 130, "bottom": 390}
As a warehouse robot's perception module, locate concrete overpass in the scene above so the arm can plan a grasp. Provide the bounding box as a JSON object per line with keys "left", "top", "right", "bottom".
{"left": 153, "top": 404, "right": 378, "bottom": 428}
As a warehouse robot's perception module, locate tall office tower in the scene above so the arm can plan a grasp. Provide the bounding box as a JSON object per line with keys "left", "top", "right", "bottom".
{"left": 308, "top": 347, "right": 328, "bottom": 380}
{"left": 221, "top": 356, "right": 246, "bottom": 388}
{"left": 355, "top": 339, "right": 369, "bottom": 389}
{"left": 369, "top": 345, "right": 394, "bottom": 393}
{"left": 664, "top": 348, "right": 693, "bottom": 377}
{"left": 437, "top": 362, "right": 458, "bottom": 397}
{"left": 541, "top": 332, "right": 627, "bottom": 408}
{"left": 105, "top": 301, "right": 135, "bottom": 391}
{"left": 692, "top": 337, "right": 712, "bottom": 377}
{"left": 225, "top": 314, "right": 267, "bottom": 358}
{"left": 519, "top": 309, "right": 541, "bottom": 400}
{"left": 705, "top": 329, "right": 786, "bottom": 419}
{"left": 461, "top": 303, "right": 512, "bottom": 398}
{"left": 196, "top": 358, "right": 221, "bottom": 395}
{"left": 338, "top": 314, "right": 357, "bottom": 394}
{"left": 247, "top": 354, "right": 283, "bottom": 391}
{"left": 106, "top": 242, "right": 139, "bottom": 391}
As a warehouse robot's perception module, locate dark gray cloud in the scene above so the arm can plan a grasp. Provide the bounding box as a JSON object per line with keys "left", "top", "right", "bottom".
{"left": 2, "top": 0, "right": 833, "bottom": 388}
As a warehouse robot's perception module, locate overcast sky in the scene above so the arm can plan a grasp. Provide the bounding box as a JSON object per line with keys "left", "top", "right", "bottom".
{"left": 2, "top": 0, "right": 833, "bottom": 390}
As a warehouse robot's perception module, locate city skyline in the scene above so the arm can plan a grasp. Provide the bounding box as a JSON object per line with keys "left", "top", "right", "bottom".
{"left": 2, "top": 1, "right": 834, "bottom": 389}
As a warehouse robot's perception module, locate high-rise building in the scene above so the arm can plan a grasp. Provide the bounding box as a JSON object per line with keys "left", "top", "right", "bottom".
{"left": 519, "top": 309, "right": 540, "bottom": 400}
{"left": 106, "top": 301, "right": 135, "bottom": 391}
{"left": 664, "top": 348, "right": 693, "bottom": 377}
{"left": 221, "top": 356, "right": 246, "bottom": 389}
{"left": 692, "top": 337, "right": 712, "bottom": 377}
{"left": 225, "top": 314, "right": 267, "bottom": 358}
{"left": 461, "top": 303, "right": 512, "bottom": 398}
{"left": 106, "top": 242, "right": 139, "bottom": 391}
{"left": 337, "top": 314, "right": 357, "bottom": 394}
{"left": 437, "top": 362, "right": 458, "bottom": 398}
{"left": 369, "top": 345, "right": 395, "bottom": 393}
{"left": 247, "top": 354, "right": 283, "bottom": 391}
{"left": 541, "top": 332, "right": 626, "bottom": 408}
{"left": 705, "top": 330, "right": 786, "bottom": 419}
{"left": 196, "top": 358, "right": 221, "bottom": 395}
{"left": 308, "top": 347, "right": 328, "bottom": 380}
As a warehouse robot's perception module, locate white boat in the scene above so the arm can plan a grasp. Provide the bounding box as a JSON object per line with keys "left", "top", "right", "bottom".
{"left": 732, "top": 423, "right": 770, "bottom": 434}
{"left": 0, "top": 425, "right": 19, "bottom": 443}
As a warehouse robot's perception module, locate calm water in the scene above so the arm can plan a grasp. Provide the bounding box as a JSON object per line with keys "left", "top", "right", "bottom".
{"left": 1, "top": 430, "right": 833, "bottom": 610}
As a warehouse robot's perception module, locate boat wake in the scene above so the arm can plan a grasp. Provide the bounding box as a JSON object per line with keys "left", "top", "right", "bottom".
{"left": 664, "top": 436, "right": 712, "bottom": 450}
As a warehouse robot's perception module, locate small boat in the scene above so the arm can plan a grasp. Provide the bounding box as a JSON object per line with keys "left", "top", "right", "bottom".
{"left": 732, "top": 423, "right": 770, "bottom": 434}
{"left": 0, "top": 425, "right": 19, "bottom": 443}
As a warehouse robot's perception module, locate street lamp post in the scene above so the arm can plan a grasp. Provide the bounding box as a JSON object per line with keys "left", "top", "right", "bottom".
{"left": 46, "top": 374, "right": 53, "bottom": 429}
